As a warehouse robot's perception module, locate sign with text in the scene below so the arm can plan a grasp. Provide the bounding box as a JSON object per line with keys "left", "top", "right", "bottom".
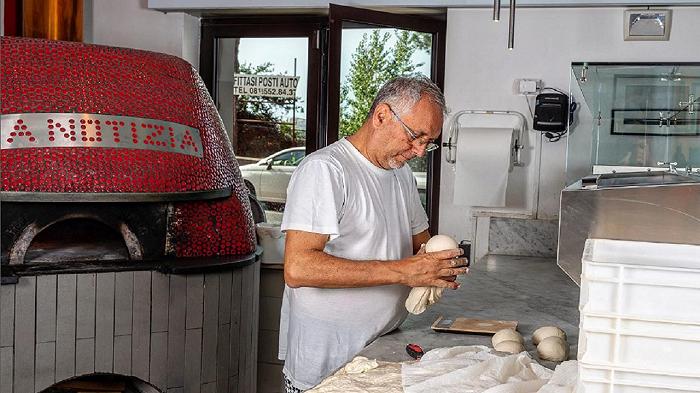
{"left": 1, "top": 113, "right": 203, "bottom": 157}
{"left": 233, "top": 74, "right": 300, "bottom": 99}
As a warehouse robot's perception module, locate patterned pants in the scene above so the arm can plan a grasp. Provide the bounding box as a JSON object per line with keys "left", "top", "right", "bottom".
{"left": 284, "top": 374, "right": 305, "bottom": 393}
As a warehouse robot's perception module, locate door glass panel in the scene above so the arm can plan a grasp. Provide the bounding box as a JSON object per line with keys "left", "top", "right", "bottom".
{"left": 338, "top": 24, "right": 433, "bottom": 208}
{"left": 216, "top": 37, "right": 308, "bottom": 224}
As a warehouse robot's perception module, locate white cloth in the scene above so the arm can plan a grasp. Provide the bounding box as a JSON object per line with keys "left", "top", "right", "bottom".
{"left": 537, "top": 361, "right": 577, "bottom": 393}
{"left": 279, "top": 138, "right": 429, "bottom": 390}
{"left": 402, "top": 346, "right": 577, "bottom": 393}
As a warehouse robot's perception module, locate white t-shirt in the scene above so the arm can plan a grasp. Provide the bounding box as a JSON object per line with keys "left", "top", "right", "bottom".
{"left": 278, "top": 138, "right": 429, "bottom": 390}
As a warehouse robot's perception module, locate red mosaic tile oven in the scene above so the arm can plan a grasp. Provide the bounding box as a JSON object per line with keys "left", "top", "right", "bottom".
{"left": 0, "top": 37, "right": 261, "bottom": 393}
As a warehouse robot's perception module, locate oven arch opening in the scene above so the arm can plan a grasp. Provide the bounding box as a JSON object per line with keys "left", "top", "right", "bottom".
{"left": 11, "top": 215, "right": 143, "bottom": 265}
{"left": 41, "top": 373, "right": 162, "bottom": 393}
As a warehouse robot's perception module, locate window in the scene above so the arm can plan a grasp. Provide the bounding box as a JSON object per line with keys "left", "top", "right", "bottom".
{"left": 200, "top": 17, "right": 323, "bottom": 223}
{"left": 327, "top": 5, "right": 446, "bottom": 233}
{"left": 200, "top": 10, "right": 445, "bottom": 231}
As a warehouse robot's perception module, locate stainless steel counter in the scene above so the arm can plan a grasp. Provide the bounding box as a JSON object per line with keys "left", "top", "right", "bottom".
{"left": 558, "top": 172, "right": 700, "bottom": 285}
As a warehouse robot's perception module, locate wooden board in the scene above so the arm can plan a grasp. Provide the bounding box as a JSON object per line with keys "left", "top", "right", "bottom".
{"left": 431, "top": 316, "right": 518, "bottom": 334}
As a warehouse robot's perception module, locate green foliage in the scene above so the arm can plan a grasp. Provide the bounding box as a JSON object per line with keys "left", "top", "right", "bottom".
{"left": 410, "top": 32, "right": 432, "bottom": 52}
{"left": 339, "top": 30, "right": 431, "bottom": 137}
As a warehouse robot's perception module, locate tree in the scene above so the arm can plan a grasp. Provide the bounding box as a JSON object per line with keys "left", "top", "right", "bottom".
{"left": 339, "top": 29, "right": 431, "bottom": 137}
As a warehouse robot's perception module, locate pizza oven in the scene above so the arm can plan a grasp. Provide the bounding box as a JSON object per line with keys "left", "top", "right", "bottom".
{"left": 0, "top": 37, "right": 261, "bottom": 393}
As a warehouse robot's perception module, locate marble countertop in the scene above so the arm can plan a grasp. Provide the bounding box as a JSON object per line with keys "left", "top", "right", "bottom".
{"left": 358, "top": 254, "right": 581, "bottom": 370}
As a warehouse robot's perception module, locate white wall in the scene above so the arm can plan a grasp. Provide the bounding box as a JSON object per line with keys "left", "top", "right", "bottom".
{"left": 86, "top": 0, "right": 200, "bottom": 69}
{"left": 77, "top": 2, "right": 700, "bottom": 244}
{"left": 440, "top": 6, "right": 700, "bottom": 242}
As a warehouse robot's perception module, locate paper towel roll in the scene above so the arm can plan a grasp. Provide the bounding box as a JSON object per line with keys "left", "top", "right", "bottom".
{"left": 452, "top": 127, "right": 514, "bottom": 207}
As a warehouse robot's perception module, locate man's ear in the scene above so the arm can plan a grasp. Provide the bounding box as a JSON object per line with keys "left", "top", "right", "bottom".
{"left": 372, "top": 103, "right": 390, "bottom": 128}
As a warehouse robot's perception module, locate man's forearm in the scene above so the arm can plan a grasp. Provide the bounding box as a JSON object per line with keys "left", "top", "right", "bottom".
{"left": 284, "top": 249, "right": 405, "bottom": 288}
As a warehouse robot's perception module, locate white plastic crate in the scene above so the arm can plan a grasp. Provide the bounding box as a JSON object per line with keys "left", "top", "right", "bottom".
{"left": 577, "top": 239, "right": 700, "bottom": 392}
{"left": 578, "top": 313, "right": 700, "bottom": 375}
{"left": 581, "top": 260, "right": 700, "bottom": 324}
{"left": 579, "top": 363, "right": 700, "bottom": 393}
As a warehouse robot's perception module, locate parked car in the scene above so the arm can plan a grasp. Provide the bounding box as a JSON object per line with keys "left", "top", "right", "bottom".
{"left": 239, "top": 147, "right": 306, "bottom": 205}
{"left": 239, "top": 146, "right": 427, "bottom": 205}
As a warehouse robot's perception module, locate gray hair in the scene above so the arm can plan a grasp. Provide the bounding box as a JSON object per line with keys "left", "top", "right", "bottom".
{"left": 366, "top": 76, "right": 448, "bottom": 121}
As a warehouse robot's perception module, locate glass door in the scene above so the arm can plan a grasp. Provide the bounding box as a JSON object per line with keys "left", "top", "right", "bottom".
{"left": 217, "top": 36, "right": 308, "bottom": 223}
{"left": 327, "top": 5, "right": 446, "bottom": 233}
{"left": 200, "top": 18, "right": 323, "bottom": 224}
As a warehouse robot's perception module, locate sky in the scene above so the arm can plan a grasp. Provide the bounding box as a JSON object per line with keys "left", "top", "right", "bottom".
{"left": 236, "top": 28, "right": 432, "bottom": 123}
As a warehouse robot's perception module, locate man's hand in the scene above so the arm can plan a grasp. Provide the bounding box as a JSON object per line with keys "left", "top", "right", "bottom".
{"left": 399, "top": 248, "right": 469, "bottom": 289}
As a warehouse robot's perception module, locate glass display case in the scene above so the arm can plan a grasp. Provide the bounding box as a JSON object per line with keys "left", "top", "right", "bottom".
{"left": 566, "top": 63, "right": 700, "bottom": 185}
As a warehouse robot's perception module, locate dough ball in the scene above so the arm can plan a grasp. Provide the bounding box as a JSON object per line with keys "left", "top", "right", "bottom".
{"left": 491, "top": 328, "right": 524, "bottom": 347}
{"left": 425, "top": 235, "right": 459, "bottom": 252}
{"left": 494, "top": 339, "right": 525, "bottom": 354}
{"left": 532, "top": 326, "right": 567, "bottom": 345}
{"left": 537, "top": 336, "right": 569, "bottom": 361}
{"left": 343, "top": 356, "right": 379, "bottom": 374}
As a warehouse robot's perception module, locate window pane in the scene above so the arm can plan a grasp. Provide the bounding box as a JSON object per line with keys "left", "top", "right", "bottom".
{"left": 215, "top": 37, "right": 308, "bottom": 224}
{"left": 339, "top": 26, "right": 433, "bottom": 208}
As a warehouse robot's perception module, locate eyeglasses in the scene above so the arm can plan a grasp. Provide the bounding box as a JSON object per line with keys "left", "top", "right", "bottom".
{"left": 386, "top": 105, "right": 440, "bottom": 152}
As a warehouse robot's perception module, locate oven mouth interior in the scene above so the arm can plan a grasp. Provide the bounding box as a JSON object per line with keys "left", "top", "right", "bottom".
{"left": 24, "top": 217, "right": 131, "bottom": 264}
{"left": 42, "top": 373, "right": 157, "bottom": 393}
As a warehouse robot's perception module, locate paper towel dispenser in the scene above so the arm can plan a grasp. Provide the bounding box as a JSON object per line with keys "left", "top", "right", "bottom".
{"left": 443, "top": 109, "right": 527, "bottom": 167}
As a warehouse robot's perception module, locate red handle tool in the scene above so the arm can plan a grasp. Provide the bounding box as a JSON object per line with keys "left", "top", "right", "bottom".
{"left": 406, "top": 343, "right": 424, "bottom": 360}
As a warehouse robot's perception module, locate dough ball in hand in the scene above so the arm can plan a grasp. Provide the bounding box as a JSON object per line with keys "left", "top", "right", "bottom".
{"left": 405, "top": 235, "right": 459, "bottom": 314}
{"left": 532, "top": 326, "right": 567, "bottom": 345}
{"left": 537, "top": 336, "right": 569, "bottom": 361}
{"left": 425, "top": 234, "right": 459, "bottom": 252}
{"left": 491, "top": 328, "right": 524, "bottom": 347}
{"left": 494, "top": 340, "right": 525, "bottom": 354}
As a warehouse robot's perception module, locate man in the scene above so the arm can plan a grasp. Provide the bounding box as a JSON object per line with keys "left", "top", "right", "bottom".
{"left": 278, "top": 76, "right": 468, "bottom": 392}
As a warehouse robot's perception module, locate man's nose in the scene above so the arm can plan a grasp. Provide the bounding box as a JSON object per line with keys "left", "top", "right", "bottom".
{"left": 412, "top": 143, "right": 427, "bottom": 157}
